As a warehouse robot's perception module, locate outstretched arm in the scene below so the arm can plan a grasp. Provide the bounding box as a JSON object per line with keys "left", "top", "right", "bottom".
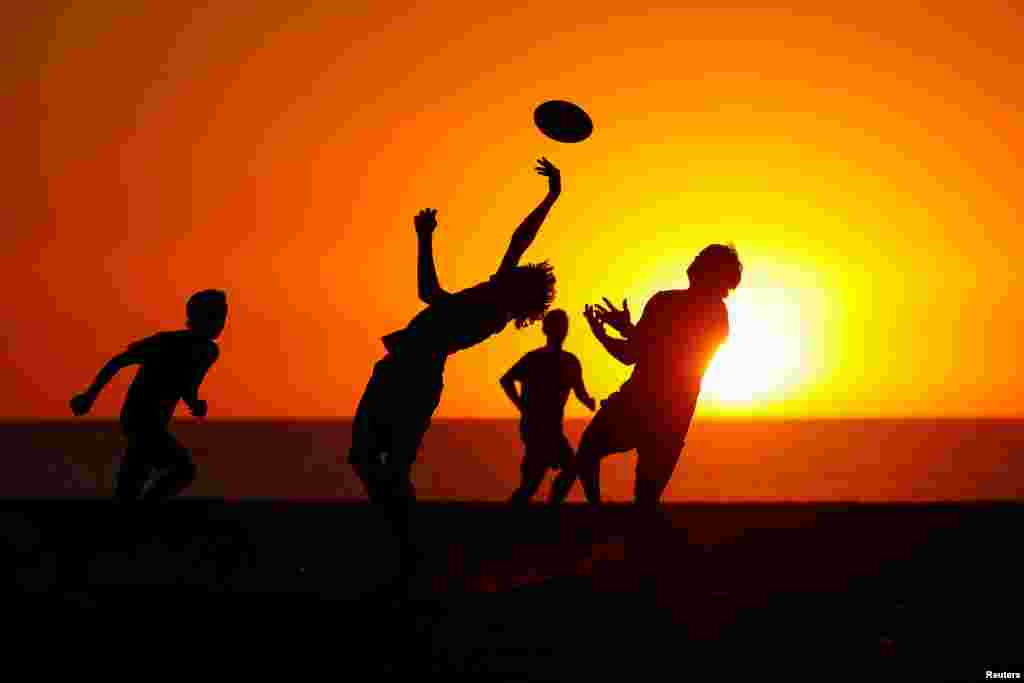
{"left": 415, "top": 208, "right": 449, "bottom": 305}
{"left": 572, "top": 361, "right": 597, "bottom": 412}
{"left": 497, "top": 158, "right": 561, "bottom": 277}
{"left": 585, "top": 305, "right": 636, "bottom": 366}
{"left": 70, "top": 346, "right": 146, "bottom": 416}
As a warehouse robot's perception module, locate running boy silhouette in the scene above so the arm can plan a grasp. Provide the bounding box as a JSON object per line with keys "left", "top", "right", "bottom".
{"left": 349, "top": 158, "right": 562, "bottom": 581}
{"left": 550, "top": 245, "right": 742, "bottom": 507}
{"left": 500, "top": 309, "right": 595, "bottom": 505}
{"left": 70, "top": 289, "right": 227, "bottom": 501}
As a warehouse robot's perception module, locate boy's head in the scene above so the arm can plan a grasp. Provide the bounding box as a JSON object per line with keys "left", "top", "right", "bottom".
{"left": 186, "top": 289, "right": 228, "bottom": 339}
{"left": 493, "top": 261, "right": 556, "bottom": 329}
{"left": 542, "top": 309, "right": 569, "bottom": 345}
{"left": 687, "top": 244, "right": 742, "bottom": 298}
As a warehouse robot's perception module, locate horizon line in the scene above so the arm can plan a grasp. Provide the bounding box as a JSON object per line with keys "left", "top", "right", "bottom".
{"left": 5, "top": 415, "right": 1024, "bottom": 422}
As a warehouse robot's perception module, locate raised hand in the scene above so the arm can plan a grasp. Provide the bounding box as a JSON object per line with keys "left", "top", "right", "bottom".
{"left": 586, "top": 304, "right": 636, "bottom": 365}
{"left": 584, "top": 304, "right": 606, "bottom": 339}
{"left": 414, "top": 208, "right": 438, "bottom": 237}
{"left": 70, "top": 392, "right": 94, "bottom": 416}
{"left": 594, "top": 298, "right": 633, "bottom": 336}
{"left": 535, "top": 157, "right": 561, "bottom": 196}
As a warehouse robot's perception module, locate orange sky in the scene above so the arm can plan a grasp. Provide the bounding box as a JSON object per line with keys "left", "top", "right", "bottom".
{"left": 17, "top": 1, "right": 1024, "bottom": 419}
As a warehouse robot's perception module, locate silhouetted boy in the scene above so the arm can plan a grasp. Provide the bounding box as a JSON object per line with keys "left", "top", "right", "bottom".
{"left": 349, "top": 158, "right": 561, "bottom": 583}
{"left": 500, "top": 309, "right": 595, "bottom": 505}
{"left": 70, "top": 289, "right": 227, "bottom": 501}
{"left": 550, "top": 245, "right": 742, "bottom": 507}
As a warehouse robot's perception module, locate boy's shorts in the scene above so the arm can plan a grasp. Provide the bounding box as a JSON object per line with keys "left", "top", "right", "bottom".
{"left": 520, "top": 419, "right": 574, "bottom": 471}
{"left": 580, "top": 389, "right": 696, "bottom": 457}
{"left": 121, "top": 427, "right": 192, "bottom": 470}
{"left": 348, "top": 354, "right": 444, "bottom": 471}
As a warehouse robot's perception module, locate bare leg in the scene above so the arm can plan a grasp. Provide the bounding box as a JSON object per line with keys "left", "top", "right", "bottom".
{"left": 571, "top": 424, "right": 617, "bottom": 505}
{"left": 114, "top": 441, "right": 151, "bottom": 502}
{"left": 548, "top": 460, "right": 576, "bottom": 504}
{"left": 349, "top": 357, "right": 440, "bottom": 591}
{"left": 141, "top": 461, "right": 197, "bottom": 501}
{"left": 627, "top": 442, "right": 684, "bottom": 592}
{"left": 354, "top": 454, "right": 420, "bottom": 583}
{"left": 139, "top": 434, "right": 196, "bottom": 501}
{"left": 634, "top": 442, "right": 683, "bottom": 508}
{"left": 510, "top": 459, "right": 547, "bottom": 505}
{"left": 389, "top": 470, "right": 418, "bottom": 581}
{"left": 547, "top": 438, "right": 577, "bottom": 506}
{"left": 551, "top": 399, "right": 628, "bottom": 505}
{"left": 65, "top": 438, "right": 152, "bottom": 598}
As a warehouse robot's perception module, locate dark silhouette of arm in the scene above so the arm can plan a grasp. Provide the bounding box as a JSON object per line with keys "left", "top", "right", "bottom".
{"left": 70, "top": 344, "right": 147, "bottom": 415}
{"left": 497, "top": 158, "right": 561, "bottom": 276}
{"left": 500, "top": 360, "right": 526, "bottom": 413}
{"left": 571, "top": 359, "right": 596, "bottom": 411}
{"left": 183, "top": 345, "right": 218, "bottom": 417}
{"left": 84, "top": 354, "right": 132, "bottom": 395}
{"left": 585, "top": 305, "right": 636, "bottom": 366}
{"left": 415, "top": 208, "right": 449, "bottom": 304}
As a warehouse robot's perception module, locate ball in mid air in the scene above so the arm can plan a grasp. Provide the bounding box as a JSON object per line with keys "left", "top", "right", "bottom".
{"left": 534, "top": 100, "right": 593, "bottom": 143}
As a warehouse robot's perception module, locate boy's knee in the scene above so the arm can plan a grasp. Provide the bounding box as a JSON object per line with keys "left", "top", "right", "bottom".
{"left": 576, "top": 427, "right": 597, "bottom": 456}
{"left": 574, "top": 446, "right": 599, "bottom": 473}
{"left": 556, "top": 460, "right": 577, "bottom": 478}
{"left": 576, "top": 423, "right": 613, "bottom": 469}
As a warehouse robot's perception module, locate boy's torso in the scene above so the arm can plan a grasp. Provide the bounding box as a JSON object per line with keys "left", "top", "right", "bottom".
{"left": 622, "top": 289, "right": 728, "bottom": 404}
{"left": 121, "top": 331, "right": 216, "bottom": 429}
{"left": 519, "top": 348, "right": 578, "bottom": 426}
{"left": 383, "top": 282, "right": 509, "bottom": 361}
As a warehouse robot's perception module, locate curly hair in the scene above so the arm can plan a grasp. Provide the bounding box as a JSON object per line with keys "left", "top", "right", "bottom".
{"left": 494, "top": 261, "right": 556, "bottom": 329}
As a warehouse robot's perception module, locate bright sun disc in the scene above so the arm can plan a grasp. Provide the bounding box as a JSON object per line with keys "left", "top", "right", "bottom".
{"left": 701, "top": 288, "right": 805, "bottom": 404}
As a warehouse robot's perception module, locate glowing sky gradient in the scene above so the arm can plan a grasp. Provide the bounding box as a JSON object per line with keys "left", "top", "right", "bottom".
{"left": 19, "top": 1, "right": 1024, "bottom": 418}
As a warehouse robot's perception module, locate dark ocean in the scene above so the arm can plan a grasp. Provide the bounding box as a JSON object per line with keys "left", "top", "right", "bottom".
{"left": 4, "top": 418, "right": 1022, "bottom": 501}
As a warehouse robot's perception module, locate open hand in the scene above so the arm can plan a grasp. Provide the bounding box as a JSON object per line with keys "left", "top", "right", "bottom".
{"left": 70, "top": 393, "right": 94, "bottom": 416}
{"left": 584, "top": 304, "right": 606, "bottom": 338}
{"left": 535, "top": 157, "right": 561, "bottom": 195}
{"left": 594, "top": 298, "right": 633, "bottom": 336}
{"left": 414, "top": 208, "right": 438, "bottom": 237}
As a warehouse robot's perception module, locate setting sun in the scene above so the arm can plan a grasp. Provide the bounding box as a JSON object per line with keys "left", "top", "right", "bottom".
{"left": 18, "top": 1, "right": 1024, "bottom": 420}
{"left": 701, "top": 288, "right": 805, "bottom": 405}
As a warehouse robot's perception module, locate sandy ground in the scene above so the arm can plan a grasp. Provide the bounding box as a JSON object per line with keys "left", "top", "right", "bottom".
{"left": 4, "top": 501, "right": 1021, "bottom": 679}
